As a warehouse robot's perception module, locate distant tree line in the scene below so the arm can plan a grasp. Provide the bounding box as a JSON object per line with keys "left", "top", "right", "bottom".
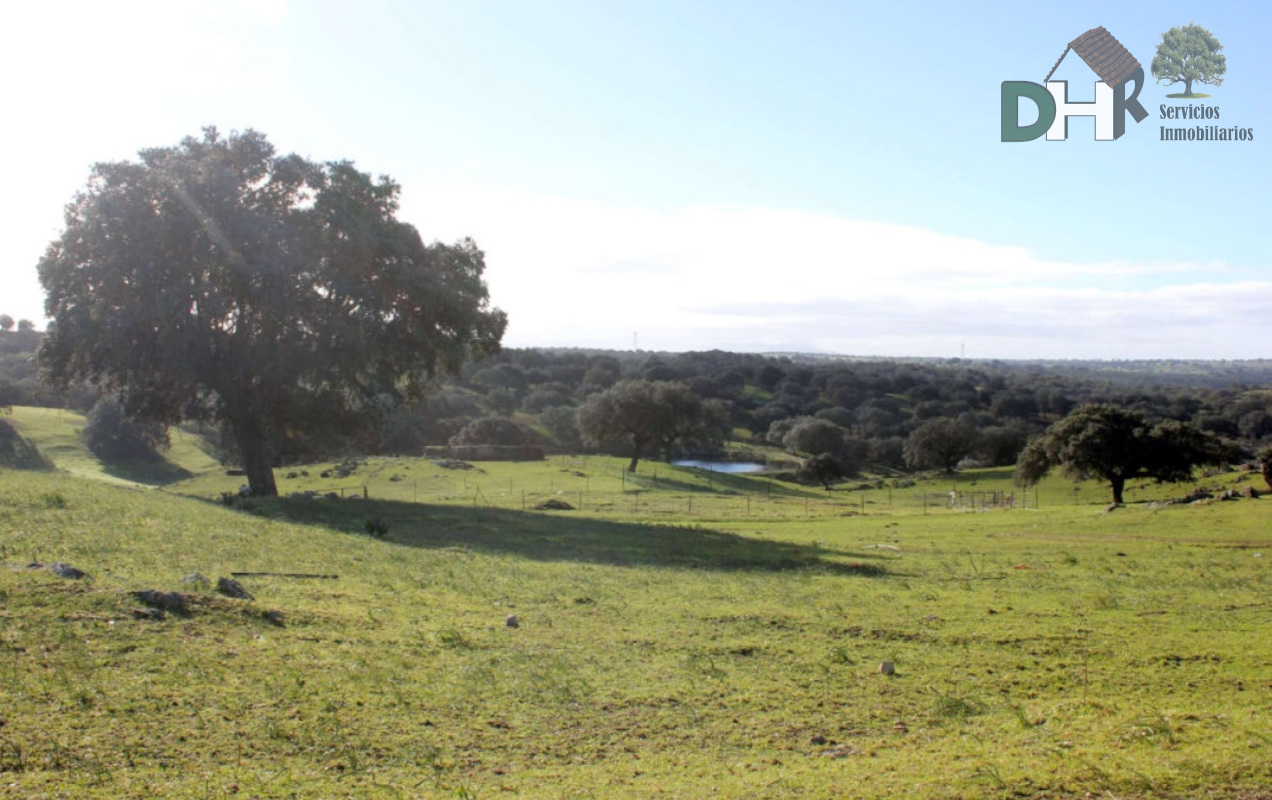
{"left": 15, "top": 128, "right": 1268, "bottom": 495}
{"left": 4, "top": 326, "right": 1272, "bottom": 482}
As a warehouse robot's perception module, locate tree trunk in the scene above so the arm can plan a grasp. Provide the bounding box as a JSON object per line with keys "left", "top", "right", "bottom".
{"left": 1261, "top": 459, "right": 1271, "bottom": 492}
{"left": 1109, "top": 475, "right": 1125, "bottom": 505}
{"left": 232, "top": 417, "right": 278, "bottom": 497}
{"left": 1185, "top": 78, "right": 1193, "bottom": 96}
{"left": 627, "top": 436, "right": 644, "bottom": 474}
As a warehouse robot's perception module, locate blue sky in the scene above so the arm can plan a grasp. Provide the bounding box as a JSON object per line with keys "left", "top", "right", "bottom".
{"left": 2, "top": 0, "right": 1268, "bottom": 358}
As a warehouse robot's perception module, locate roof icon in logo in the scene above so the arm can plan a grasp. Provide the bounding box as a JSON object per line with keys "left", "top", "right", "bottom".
{"left": 1044, "top": 27, "right": 1141, "bottom": 88}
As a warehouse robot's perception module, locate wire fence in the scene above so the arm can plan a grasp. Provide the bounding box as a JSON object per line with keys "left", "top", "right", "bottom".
{"left": 280, "top": 455, "right": 1140, "bottom": 521}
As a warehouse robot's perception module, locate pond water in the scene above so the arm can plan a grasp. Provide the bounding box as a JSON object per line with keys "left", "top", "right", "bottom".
{"left": 671, "top": 460, "right": 768, "bottom": 474}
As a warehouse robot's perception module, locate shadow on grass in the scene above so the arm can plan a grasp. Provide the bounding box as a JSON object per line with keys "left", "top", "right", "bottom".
{"left": 0, "top": 421, "right": 54, "bottom": 470}
{"left": 237, "top": 496, "right": 889, "bottom": 575}
{"left": 634, "top": 467, "right": 821, "bottom": 498}
{"left": 100, "top": 456, "right": 194, "bottom": 486}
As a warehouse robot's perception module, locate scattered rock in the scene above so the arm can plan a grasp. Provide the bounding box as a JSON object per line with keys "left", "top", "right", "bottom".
{"left": 534, "top": 499, "right": 575, "bottom": 511}
{"left": 1181, "top": 488, "right": 1214, "bottom": 504}
{"left": 49, "top": 562, "right": 87, "bottom": 580}
{"left": 180, "top": 573, "right": 210, "bottom": 589}
{"left": 134, "top": 589, "right": 191, "bottom": 614}
{"left": 809, "top": 734, "right": 828, "bottom": 745}
{"left": 132, "top": 607, "right": 166, "bottom": 621}
{"left": 821, "top": 744, "right": 855, "bottom": 758}
{"left": 263, "top": 609, "right": 286, "bottom": 627}
{"left": 216, "top": 577, "right": 253, "bottom": 600}
{"left": 879, "top": 661, "right": 896, "bottom": 676}
{"left": 505, "top": 614, "right": 520, "bottom": 629}
{"left": 1241, "top": 486, "right": 1259, "bottom": 499}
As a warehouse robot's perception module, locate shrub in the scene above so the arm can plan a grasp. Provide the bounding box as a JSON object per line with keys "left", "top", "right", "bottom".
{"left": 84, "top": 396, "right": 169, "bottom": 462}
{"left": 449, "top": 416, "right": 535, "bottom": 447}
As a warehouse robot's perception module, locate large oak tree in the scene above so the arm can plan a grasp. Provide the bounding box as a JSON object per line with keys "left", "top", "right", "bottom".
{"left": 1015, "top": 404, "right": 1233, "bottom": 505}
{"left": 578, "top": 380, "right": 722, "bottom": 473}
{"left": 38, "top": 128, "right": 506, "bottom": 496}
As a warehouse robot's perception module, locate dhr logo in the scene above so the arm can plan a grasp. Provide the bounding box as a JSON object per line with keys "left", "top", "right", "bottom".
{"left": 1002, "top": 27, "right": 1149, "bottom": 141}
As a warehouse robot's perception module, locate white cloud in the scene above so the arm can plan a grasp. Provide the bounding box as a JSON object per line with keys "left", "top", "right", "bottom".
{"left": 400, "top": 184, "right": 1268, "bottom": 358}
{"left": 0, "top": 0, "right": 292, "bottom": 328}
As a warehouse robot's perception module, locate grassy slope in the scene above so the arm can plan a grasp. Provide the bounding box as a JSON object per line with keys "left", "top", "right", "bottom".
{"left": 5, "top": 406, "right": 221, "bottom": 487}
{"left": 1, "top": 458, "right": 1270, "bottom": 799}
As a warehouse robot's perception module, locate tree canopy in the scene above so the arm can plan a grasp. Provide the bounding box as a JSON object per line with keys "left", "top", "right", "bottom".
{"left": 1015, "top": 404, "right": 1233, "bottom": 504}
{"left": 38, "top": 128, "right": 506, "bottom": 495}
{"left": 904, "top": 417, "right": 977, "bottom": 472}
{"left": 796, "top": 453, "right": 845, "bottom": 490}
{"left": 1151, "top": 23, "right": 1226, "bottom": 96}
{"left": 577, "top": 380, "right": 721, "bottom": 472}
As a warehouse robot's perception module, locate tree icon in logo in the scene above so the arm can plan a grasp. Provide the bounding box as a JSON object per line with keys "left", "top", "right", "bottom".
{"left": 1151, "top": 23, "right": 1226, "bottom": 98}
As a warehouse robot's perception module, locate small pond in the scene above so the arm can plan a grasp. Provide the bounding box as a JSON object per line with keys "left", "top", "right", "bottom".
{"left": 671, "top": 460, "right": 768, "bottom": 474}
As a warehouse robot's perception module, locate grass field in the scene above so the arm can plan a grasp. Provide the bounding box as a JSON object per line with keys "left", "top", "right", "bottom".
{"left": 5, "top": 406, "right": 221, "bottom": 487}
{"left": 1, "top": 410, "right": 1270, "bottom": 798}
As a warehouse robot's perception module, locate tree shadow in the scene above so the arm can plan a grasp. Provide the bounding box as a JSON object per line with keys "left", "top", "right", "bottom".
{"left": 235, "top": 496, "right": 890, "bottom": 575}
{"left": 100, "top": 456, "right": 194, "bottom": 486}
{"left": 634, "top": 467, "right": 821, "bottom": 498}
{"left": 0, "top": 421, "right": 54, "bottom": 470}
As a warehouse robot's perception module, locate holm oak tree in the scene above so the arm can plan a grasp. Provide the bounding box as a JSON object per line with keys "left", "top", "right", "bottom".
{"left": 1015, "top": 404, "right": 1233, "bottom": 505}
{"left": 578, "top": 380, "right": 722, "bottom": 473}
{"left": 38, "top": 128, "right": 506, "bottom": 496}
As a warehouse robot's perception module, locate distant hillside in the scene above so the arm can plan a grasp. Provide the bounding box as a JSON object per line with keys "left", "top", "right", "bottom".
{"left": 4, "top": 406, "right": 222, "bottom": 487}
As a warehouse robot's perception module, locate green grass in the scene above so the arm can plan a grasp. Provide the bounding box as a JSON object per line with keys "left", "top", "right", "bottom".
{"left": 2, "top": 413, "right": 1271, "bottom": 797}
{"left": 1165, "top": 92, "right": 1213, "bottom": 99}
{"left": 6, "top": 406, "right": 221, "bottom": 487}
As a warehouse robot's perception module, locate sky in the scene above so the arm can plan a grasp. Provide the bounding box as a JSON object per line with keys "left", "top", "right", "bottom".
{"left": 1, "top": 0, "right": 1269, "bottom": 359}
